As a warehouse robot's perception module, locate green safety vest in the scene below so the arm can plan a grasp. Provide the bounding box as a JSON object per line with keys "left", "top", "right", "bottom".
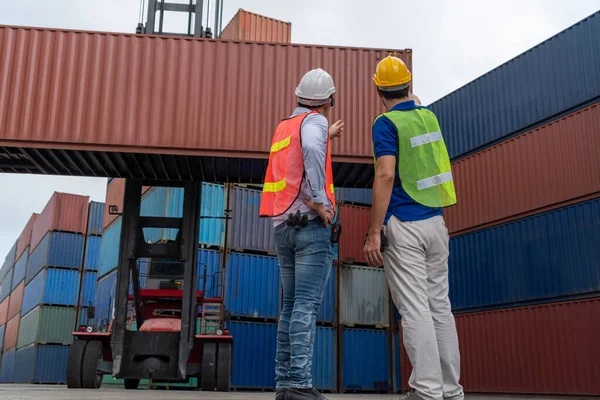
{"left": 373, "top": 107, "right": 457, "bottom": 208}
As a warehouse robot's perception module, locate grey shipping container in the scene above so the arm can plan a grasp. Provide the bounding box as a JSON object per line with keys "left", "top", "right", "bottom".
{"left": 340, "top": 264, "right": 390, "bottom": 327}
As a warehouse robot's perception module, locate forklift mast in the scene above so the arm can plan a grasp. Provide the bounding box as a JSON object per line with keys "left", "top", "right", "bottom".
{"left": 138, "top": 0, "right": 224, "bottom": 38}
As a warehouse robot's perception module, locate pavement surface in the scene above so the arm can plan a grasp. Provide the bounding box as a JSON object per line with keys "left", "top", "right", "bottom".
{"left": 0, "top": 386, "right": 596, "bottom": 400}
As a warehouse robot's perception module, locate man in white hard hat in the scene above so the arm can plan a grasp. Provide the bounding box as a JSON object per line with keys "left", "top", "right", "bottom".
{"left": 260, "top": 68, "right": 344, "bottom": 400}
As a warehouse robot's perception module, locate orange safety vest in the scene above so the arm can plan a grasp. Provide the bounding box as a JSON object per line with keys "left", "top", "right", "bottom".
{"left": 260, "top": 111, "right": 336, "bottom": 217}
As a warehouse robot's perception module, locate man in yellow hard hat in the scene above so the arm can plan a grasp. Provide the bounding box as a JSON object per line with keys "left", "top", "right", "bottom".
{"left": 363, "top": 56, "right": 463, "bottom": 400}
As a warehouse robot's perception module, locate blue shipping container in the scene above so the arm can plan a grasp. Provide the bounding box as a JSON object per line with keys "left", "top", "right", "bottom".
{"left": 229, "top": 321, "right": 276, "bottom": 388}
{"left": 0, "top": 324, "right": 5, "bottom": 351}
{"left": 229, "top": 186, "right": 276, "bottom": 253}
{"left": 86, "top": 201, "right": 105, "bottom": 236}
{"left": 79, "top": 271, "right": 97, "bottom": 308}
{"left": 343, "top": 328, "right": 390, "bottom": 391}
{"left": 140, "top": 187, "right": 166, "bottom": 244}
{"left": 392, "top": 331, "right": 401, "bottom": 392}
{"left": 12, "top": 344, "right": 69, "bottom": 384}
{"left": 0, "top": 241, "right": 17, "bottom": 282}
{"left": 314, "top": 326, "right": 336, "bottom": 391}
{"left": 318, "top": 263, "right": 336, "bottom": 323}
{"left": 12, "top": 249, "right": 28, "bottom": 289}
{"left": 93, "top": 270, "right": 117, "bottom": 326}
{"left": 226, "top": 252, "right": 280, "bottom": 319}
{"left": 335, "top": 187, "right": 372, "bottom": 205}
{"left": 0, "top": 349, "right": 15, "bottom": 383}
{"left": 26, "top": 232, "right": 84, "bottom": 283}
{"left": 22, "top": 268, "right": 81, "bottom": 315}
{"left": 83, "top": 236, "right": 101, "bottom": 271}
{"left": 0, "top": 268, "right": 13, "bottom": 302}
{"left": 431, "top": 12, "right": 600, "bottom": 159}
{"left": 449, "top": 198, "right": 600, "bottom": 311}
{"left": 98, "top": 218, "right": 121, "bottom": 278}
{"left": 197, "top": 249, "right": 222, "bottom": 299}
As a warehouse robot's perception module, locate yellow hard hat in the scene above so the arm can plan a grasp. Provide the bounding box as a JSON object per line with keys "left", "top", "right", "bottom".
{"left": 373, "top": 56, "right": 412, "bottom": 90}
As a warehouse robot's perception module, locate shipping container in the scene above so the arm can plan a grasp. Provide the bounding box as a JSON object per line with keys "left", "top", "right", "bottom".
{"left": 431, "top": 12, "right": 600, "bottom": 159}
{"left": 318, "top": 263, "right": 336, "bottom": 323}
{"left": 0, "top": 241, "right": 17, "bottom": 282}
{"left": 392, "top": 331, "right": 401, "bottom": 392}
{"left": 140, "top": 187, "right": 166, "bottom": 244}
{"left": 12, "top": 344, "right": 69, "bottom": 384}
{"left": 22, "top": 268, "right": 80, "bottom": 315}
{"left": 103, "top": 179, "right": 125, "bottom": 230}
{"left": 98, "top": 218, "right": 121, "bottom": 278}
{"left": 11, "top": 249, "right": 28, "bottom": 289}
{"left": 0, "top": 25, "right": 410, "bottom": 173}
{"left": 335, "top": 188, "right": 373, "bottom": 206}
{"left": 400, "top": 298, "right": 600, "bottom": 395}
{"left": 340, "top": 264, "right": 389, "bottom": 327}
{"left": 225, "top": 252, "right": 280, "bottom": 319}
{"left": 7, "top": 281, "right": 24, "bottom": 319}
{"left": 17, "top": 306, "right": 76, "bottom": 349}
{"left": 449, "top": 198, "right": 600, "bottom": 311}
{"left": 0, "top": 298, "right": 8, "bottom": 326}
{"left": 197, "top": 249, "right": 223, "bottom": 299}
{"left": 0, "top": 324, "right": 5, "bottom": 351}
{"left": 313, "top": 326, "right": 336, "bottom": 391}
{"left": 229, "top": 186, "right": 276, "bottom": 253}
{"left": 93, "top": 270, "right": 117, "bottom": 326}
{"left": 220, "top": 8, "right": 291, "bottom": 43}
{"left": 83, "top": 236, "right": 101, "bottom": 271}
{"left": 199, "top": 183, "right": 227, "bottom": 246}
{"left": 342, "top": 328, "right": 390, "bottom": 391}
{"left": 25, "top": 232, "right": 84, "bottom": 283}
{"left": 86, "top": 201, "right": 105, "bottom": 236}
{"left": 3, "top": 314, "right": 19, "bottom": 351}
{"left": 16, "top": 214, "right": 37, "bottom": 261}
{"left": 30, "top": 193, "right": 89, "bottom": 252}
{"left": 338, "top": 205, "right": 370, "bottom": 264}
{"left": 229, "top": 321, "right": 276, "bottom": 388}
{"left": 0, "top": 348, "right": 15, "bottom": 383}
{"left": 79, "top": 271, "right": 97, "bottom": 308}
{"left": 0, "top": 269, "right": 11, "bottom": 302}
{"left": 446, "top": 102, "right": 600, "bottom": 235}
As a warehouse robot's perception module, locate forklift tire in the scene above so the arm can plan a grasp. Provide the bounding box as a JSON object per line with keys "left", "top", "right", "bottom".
{"left": 201, "top": 342, "right": 217, "bottom": 391}
{"left": 124, "top": 379, "right": 140, "bottom": 390}
{"left": 66, "top": 340, "right": 88, "bottom": 388}
{"left": 81, "top": 340, "right": 103, "bottom": 389}
{"left": 216, "top": 342, "right": 232, "bottom": 392}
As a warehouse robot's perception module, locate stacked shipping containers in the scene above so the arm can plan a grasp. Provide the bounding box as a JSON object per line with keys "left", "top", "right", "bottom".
{"left": 397, "top": 11, "right": 600, "bottom": 396}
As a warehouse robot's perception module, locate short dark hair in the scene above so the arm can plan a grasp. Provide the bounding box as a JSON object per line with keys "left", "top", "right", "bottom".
{"left": 297, "top": 101, "right": 321, "bottom": 110}
{"left": 378, "top": 87, "right": 409, "bottom": 100}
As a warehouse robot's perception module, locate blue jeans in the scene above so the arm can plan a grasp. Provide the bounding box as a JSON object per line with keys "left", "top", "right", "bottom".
{"left": 274, "top": 219, "right": 334, "bottom": 389}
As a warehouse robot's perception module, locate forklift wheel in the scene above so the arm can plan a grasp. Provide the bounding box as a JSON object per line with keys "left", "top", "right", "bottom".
{"left": 124, "top": 379, "right": 140, "bottom": 390}
{"left": 66, "top": 340, "right": 88, "bottom": 388}
{"left": 201, "top": 342, "right": 217, "bottom": 391}
{"left": 81, "top": 340, "right": 103, "bottom": 389}
{"left": 216, "top": 342, "right": 232, "bottom": 392}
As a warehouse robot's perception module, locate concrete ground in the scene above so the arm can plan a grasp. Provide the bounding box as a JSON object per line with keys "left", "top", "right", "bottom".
{"left": 0, "top": 386, "right": 596, "bottom": 400}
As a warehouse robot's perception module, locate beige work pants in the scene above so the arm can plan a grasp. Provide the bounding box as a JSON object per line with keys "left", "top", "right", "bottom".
{"left": 383, "top": 215, "right": 464, "bottom": 400}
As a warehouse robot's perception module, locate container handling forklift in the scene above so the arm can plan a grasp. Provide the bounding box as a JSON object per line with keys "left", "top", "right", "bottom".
{"left": 66, "top": 179, "right": 233, "bottom": 391}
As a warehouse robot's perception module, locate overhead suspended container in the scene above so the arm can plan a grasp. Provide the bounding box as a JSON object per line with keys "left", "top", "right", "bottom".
{"left": 220, "top": 8, "right": 292, "bottom": 43}
{"left": 25, "top": 232, "right": 85, "bottom": 283}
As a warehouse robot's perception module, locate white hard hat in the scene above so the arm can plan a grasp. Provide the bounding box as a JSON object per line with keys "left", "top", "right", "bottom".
{"left": 295, "top": 68, "right": 336, "bottom": 106}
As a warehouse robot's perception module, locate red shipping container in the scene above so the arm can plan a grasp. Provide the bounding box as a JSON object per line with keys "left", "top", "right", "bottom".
{"left": 7, "top": 281, "right": 24, "bottom": 319}
{"left": 339, "top": 204, "right": 370, "bottom": 265}
{"left": 399, "top": 298, "right": 600, "bottom": 395}
{"left": 220, "top": 9, "right": 291, "bottom": 43}
{"left": 30, "top": 192, "right": 89, "bottom": 252}
{"left": 16, "top": 213, "right": 38, "bottom": 261}
{"left": 3, "top": 314, "right": 19, "bottom": 351}
{"left": 103, "top": 179, "right": 151, "bottom": 231}
{"left": 446, "top": 102, "right": 600, "bottom": 236}
{"left": 0, "top": 297, "right": 9, "bottom": 326}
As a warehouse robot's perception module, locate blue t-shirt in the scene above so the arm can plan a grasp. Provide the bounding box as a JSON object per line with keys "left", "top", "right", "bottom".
{"left": 372, "top": 100, "right": 443, "bottom": 224}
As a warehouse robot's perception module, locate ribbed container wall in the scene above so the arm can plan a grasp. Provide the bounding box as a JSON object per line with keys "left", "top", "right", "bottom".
{"left": 197, "top": 250, "right": 222, "bottom": 299}
{"left": 199, "top": 183, "right": 227, "bottom": 247}
{"left": 140, "top": 187, "right": 166, "bottom": 244}
{"left": 83, "top": 236, "right": 101, "bottom": 271}
{"left": 29, "top": 193, "right": 89, "bottom": 253}
{"left": 400, "top": 298, "right": 600, "bottom": 395}
{"left": 3, "top": 315, "right": 19, "bottom": 351}
{"left": 446, "top": 102, "right": 600, "bottom": 235}
{"left": 79, "top": 271, "right": 96, "bottom": 308}
{"left": 12, "top": 344, "right": 69, "bottom": 384}
{"left": 11, "top": 250, "right": 27, "bottom": 289}
{"left": 335, "top": 188, "right": 372, "bottom": 205}
{"left": 449, "top": 198, "right": 600, "bottom": 311}
{"left": 25, "top": 232, "right": 84, "bottom": 283}
{"left": 103, "top": 179, "right": 125, "bottom": 230}
{"left": 314, "top": 326, "right": 336, "bottom": 391}
{"left": 93, "top": 271, "right": 117, "bottom": 326}
{"left": 17, "top": 306, "right": 76, "bottom": 349}
{"left": 392, "top": 331, "right": 401, "bottom": 392}
{"left": 342, "top": 328, "right": 390, "bottom": 391}
{"left": 98, "top": 218, "right": 121, "bottom": 278}
{"left": 431, "top": 11, "right": 600, "bottom": 159}
{"left": 0, "top": 241, "right": 16, "bottom": 281}
{"left": 0, "top": 324, "right": 5, "bottom": 351}
{"left": 16, "top": 214, "right": 37, "bottom": 262}
{"left": 0, "top": 298, "right": 8, "bottom": 325}
{"left": 7, "top": 281, "right": 24, "bottom": 319}
{"left": 229, "top": 186, "right": 275, "bottom": 253}
{"left": 0, "top": 348, "right": 15, "bottom": 382}
{"left": 0, "top": 269, "right": 12, "bottom": 302}
{"left": 340, "top": 265, "right": 389, "bottom": 327}
{"left": 220, "top": 9, "right": 292, "bottom": 43}
{"left": 21, "top": 268, "right": 80, "bottom": 315}
{"left": 229, "top": 321, "right": 276, "bottom": 389}
{"left": 339, "top": 205, "right": 370, "bottom": 264}
{"left": 317, "top": 263, "right": 336, "bottom": 323}
{"left": 225, "top": 253, "right": 279, "bottom": 319}
{"left": 86, "top": 201, "right": 105, "bottom": 236}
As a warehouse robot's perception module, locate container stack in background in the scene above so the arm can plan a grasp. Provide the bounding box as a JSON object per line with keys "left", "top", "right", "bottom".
{"left": 397, "top": 12, "right": 600, "bottom": 396}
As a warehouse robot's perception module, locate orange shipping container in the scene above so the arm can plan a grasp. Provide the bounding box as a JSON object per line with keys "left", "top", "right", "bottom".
{"left": 446, "top": 102, "right": 600, "bottom": 236}
{"left": 220, "top": 9, "right": 291, "bottom": 43}
{"left": 16, "top": 214, "right": 38, "bottom": 261}
{"left": 7, "top": 281, "right": 24, "bottom": 320}
{"left": 0, "top": 297, "right": 9, "bottom": 326}
{"left": 103, "top": 179, "right": 150, "bottom": 231}
{"left": 3, "top": 314, "right": 19, "bottom": 351}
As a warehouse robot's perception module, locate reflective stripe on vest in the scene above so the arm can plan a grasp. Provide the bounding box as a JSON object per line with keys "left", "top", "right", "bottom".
{"left": 373, "top": 107, "right": 456, "bottom": 208}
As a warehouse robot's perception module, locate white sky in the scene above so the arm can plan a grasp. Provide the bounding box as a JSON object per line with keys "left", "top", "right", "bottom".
{"left": 0, "top": 0, "right": 599, "bottom": 258}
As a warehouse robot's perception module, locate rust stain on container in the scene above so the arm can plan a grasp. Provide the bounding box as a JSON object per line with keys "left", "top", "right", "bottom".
{"left": 16, "top": 214, "right": 38, "bottom": 261}
{"left": 7, "top": 281, "right": 24, "bottom": 319}
{"left": 339, "top": 204, "right": 371, "bottom": 265}
{"left": 446, "top": 103, "right": 600, "bottom": 236}
{"left": 0, "top": 297, "right": 9, "bottom": 326}
{"left": 220, "top": 9, "right": 291, "bottom": 43}
{"left": 3, "top": 314, "right": 19, "bottom": 351}
{"left": 0, "top": 25, "right": 410, "bottom": 163}
{"left": 400, "top": 298, "right": 600, "bottom": 395}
